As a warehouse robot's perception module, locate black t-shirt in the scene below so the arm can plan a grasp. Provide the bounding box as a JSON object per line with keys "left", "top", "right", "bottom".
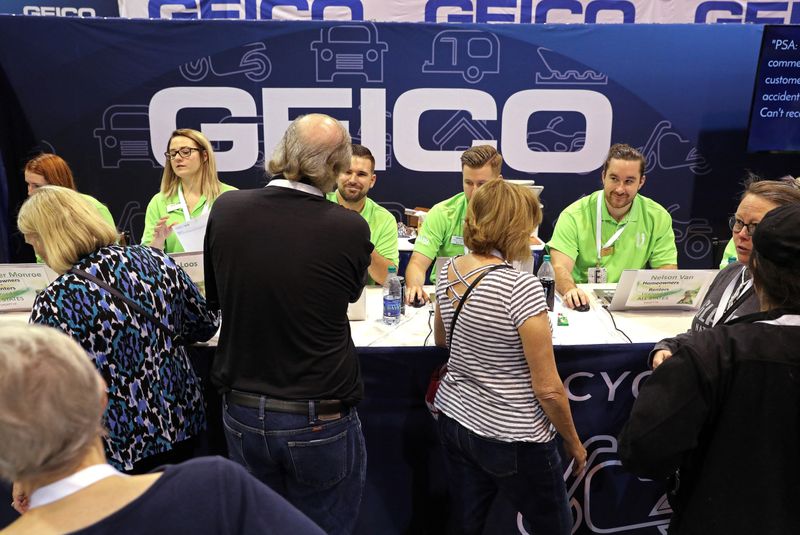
{"left": 204, "top": 182, "right": 372, "bottom": 404}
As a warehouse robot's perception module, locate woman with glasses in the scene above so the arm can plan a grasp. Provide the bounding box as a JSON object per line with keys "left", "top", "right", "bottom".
{"left": 651, "top": 175, "right": 800, "bottom": 368}
{"left": 141, "top": 129, "right": 236, "bottom": 253}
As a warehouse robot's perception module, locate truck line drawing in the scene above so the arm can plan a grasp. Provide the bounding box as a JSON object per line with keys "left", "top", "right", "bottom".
{"left": 311, "top": 23, "right": 388, "bottom": 82}
{"left": 93, "top": 105, "right": 159, "bottom": 169}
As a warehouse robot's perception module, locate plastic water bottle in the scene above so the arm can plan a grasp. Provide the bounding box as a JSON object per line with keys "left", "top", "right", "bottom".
{"left": 383, "top": 266, "right": 402, "bottom": 325}
{"left": 537, "top": 254, "right": 556, "bottom": 311}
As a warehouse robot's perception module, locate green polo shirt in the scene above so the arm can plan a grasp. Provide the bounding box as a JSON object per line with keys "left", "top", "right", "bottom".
{"left": 327, "top": 193, "right": 399, "bottom": 284}
{"left": 413, "top": 192, "right": 468, "bottom": 259}
{"left": 547, "top": 190, "right": 677, "bottom": 284}
{"left": 81, "top": 193, "right": 115, "bottom": 229}
{"left": 141, "top": 183, "right": 237, "bottom": 253}
{"left": 720, "top": 239, "right": 737, "bottom": 268}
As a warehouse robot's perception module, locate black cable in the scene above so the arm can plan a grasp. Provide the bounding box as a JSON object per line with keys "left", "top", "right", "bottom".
{"left": 423, "top": 308, "right": 434, "bottom": 346}
{"left": 602, "top": 305, "right": 633, "bottom": 343}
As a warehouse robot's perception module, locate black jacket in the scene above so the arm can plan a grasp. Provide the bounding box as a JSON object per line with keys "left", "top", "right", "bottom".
{"left": 619, "top": 310, "right": 800, "bottom": 535}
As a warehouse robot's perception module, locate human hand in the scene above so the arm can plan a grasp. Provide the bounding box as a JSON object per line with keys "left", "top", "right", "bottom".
{"left": 11, "top": 482, "right": 28, "bottom": 515}
{"left": 565, "top": 441, "right": 587, "bottom": 476}
{"left": 652, "top": 349, "right": 673, "bottom": 370}
{"left": 405, "top": 284, "right": 430, "bottom": 305}
{"left": 562, "top": 287, "right": 589, "bottom": 309}
{"left": 150, "top": 216, "right": 176, "bottom": 250}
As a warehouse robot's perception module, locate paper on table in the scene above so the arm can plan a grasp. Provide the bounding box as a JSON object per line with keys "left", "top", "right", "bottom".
{"left": 173, "top": 212, "right": 210, "bottom": 252}
{"left": 0, "top": 264, "right": 57, "bottom": 312}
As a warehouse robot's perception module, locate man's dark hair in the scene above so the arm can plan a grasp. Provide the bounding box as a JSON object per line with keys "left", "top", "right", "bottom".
{"left": 602, "top": 143, "right": 646, "bottom": 177}
{"left": 351, "top": 144, "right": 375, "bottom": 174}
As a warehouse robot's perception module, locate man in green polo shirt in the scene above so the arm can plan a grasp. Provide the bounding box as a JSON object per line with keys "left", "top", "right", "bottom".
{"left": 328, "top": 144, "right": 399, "bottom": 285}
{"left": 405, "top": 145, "right": 503, "bottom": 305}
{"left": 548, "top": 143, "right": 678, "bottom": 309}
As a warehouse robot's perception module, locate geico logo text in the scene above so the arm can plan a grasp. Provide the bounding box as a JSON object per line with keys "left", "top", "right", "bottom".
{"left": 563, "top": 370, "right": 652, "bottom": 402}
{"left": 425, "top": 0, "right": 635, "bottom": 23}
{"left": 695, "top": 1, "right": 800, "bottom": 23}
{"left": 22, "top": 6, "right": 96, "bottom": 16}
{"left": 148, "top": 86, "right": 613, "bottom": 173}
{"left": 148, "top": 0, "right": 363, "bottom": 20}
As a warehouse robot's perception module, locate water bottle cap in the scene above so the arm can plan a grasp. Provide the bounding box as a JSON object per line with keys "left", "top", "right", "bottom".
{"left": 388, "top": 265, "right": 397, "bottom": 274}
{"left": 543, "top": 254, "right": 551, "bottom": 261}
{"left": 727, "top": 256, "right": 737, "bottom": 264}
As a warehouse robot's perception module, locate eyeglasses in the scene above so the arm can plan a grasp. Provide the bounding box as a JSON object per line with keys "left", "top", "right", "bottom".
{"left": 729, "top": 215, "right": 758, "bottom": 236}
{"left": 164, "top": 147, "right": 202, "bottom": 160}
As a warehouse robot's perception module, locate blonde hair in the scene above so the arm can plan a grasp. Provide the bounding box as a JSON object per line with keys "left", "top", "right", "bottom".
{"left": 160, "top": 129, "right": 222, "bottom": 199}
{"left": 0, "top": 323, "right": 105, "bottom": 482}
{"left": 464, "top": 180, "right": 541, "bottom": 261}
{"left": 17, "top": 186, "right": 118, "bottom": 274}
{"left": 461, "top": 145, "right": 502, "bottom": 176}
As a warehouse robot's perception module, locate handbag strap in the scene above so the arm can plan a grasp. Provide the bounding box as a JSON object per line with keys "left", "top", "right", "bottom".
{"left": 68, "top": 267, "right": 177, "bottom": 340}
{"left": 447, "top": 262, "right": 510, "bottom": 348}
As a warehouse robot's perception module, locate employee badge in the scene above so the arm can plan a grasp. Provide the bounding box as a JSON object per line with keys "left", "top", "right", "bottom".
{"left": 588, "top": 266, "right": 607, "bottom": 283}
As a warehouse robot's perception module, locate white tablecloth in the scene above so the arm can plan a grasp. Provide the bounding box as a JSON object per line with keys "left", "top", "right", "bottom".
{"left": 2, "top": 283, "right": 695, "bottom": 348}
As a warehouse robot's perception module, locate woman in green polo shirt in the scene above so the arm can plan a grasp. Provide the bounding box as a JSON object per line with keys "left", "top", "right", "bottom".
{"left": 24, "top": 153, "right": 115, "bottom": 228}
{"left": 141, "top": 129, "right": 236, "bottom": 253}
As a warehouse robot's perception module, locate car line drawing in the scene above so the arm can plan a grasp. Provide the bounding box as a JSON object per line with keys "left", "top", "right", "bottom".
{"left": 422, "top": 29, "right": 500, "bottom": 84}
{"left": 527, "top": 116, "right": 586, "bottom": 153}
{"left": 310, "top": 23, "right": 388, "bottom": 83}
{"left": 431, "top": 110, "right": 495, "bottom": 151}
{"left": 638, "top": 121, "right": 712, "bottom": 176}
{"left": 518, "top": 435, "right": 671, "bottom": 534}
{"left": 667, "top": 204, "right": 715, "bottom": 261}
{"left": 535, "top": 47, "right": 608, "bottom": 85}
{"left": 93, "top": 105, "right": 159, "bottom": 169}
{"left": 179, "top": 42, "right": 271, "bottom": 82}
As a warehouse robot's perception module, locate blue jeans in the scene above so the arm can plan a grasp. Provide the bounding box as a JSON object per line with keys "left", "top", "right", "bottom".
{"left": 437, "top": 413, "right": 572, "bottom": 535}
{"left": 222, "top": 397, "right": 366, "bottom": 535}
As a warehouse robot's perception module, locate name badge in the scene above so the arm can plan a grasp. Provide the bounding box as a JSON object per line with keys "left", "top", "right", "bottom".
{"left": 166, "top": 203, "right": 183, "bottom": 213}
{"left": 451, "top": 236, "right": 464, "bottom": 246}
{"left": 588, "top": 266, "right": 607, "bottom": 283}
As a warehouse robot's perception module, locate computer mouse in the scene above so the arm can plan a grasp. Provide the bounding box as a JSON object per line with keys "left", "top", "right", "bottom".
{"left": 574, "top": 303, "right": 591, "bottom": 312}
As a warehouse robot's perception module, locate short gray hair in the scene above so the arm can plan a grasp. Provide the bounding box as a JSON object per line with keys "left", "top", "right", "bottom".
{"left": 267, "top": 113, "right": 352, "bottom": 192}
{"left": 0, "top": 324, "right": 105, "bottom": 481}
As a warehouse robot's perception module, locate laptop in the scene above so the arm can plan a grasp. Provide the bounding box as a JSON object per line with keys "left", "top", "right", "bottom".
{"left": 594, "top": 269, "right": 716, "bottom": 311}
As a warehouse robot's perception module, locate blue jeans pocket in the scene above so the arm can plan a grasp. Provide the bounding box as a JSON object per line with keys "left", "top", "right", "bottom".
{"left": 288, "top": 429, "right": 349, "bottom": 489}
{"left": 469, "top": 433, "right": 519, "bottom": 477}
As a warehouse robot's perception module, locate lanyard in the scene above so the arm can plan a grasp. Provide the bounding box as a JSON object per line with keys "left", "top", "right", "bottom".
{"left": 177, "top": 185, "right": 209, "bottom": 221}
{"left": 596, "top": 193, "right": 627, "bottom": 262}
{"left": 29, "top": 464, "right": 125, "bottom": 509}
{"left": 711, "top": 265, "right": 752, "bottom": 326}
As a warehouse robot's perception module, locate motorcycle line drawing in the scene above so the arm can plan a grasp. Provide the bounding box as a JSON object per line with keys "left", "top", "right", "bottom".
{"left": 667, "top": 204, "right": 715, "bottom": 261}
{"left": 638, "top": 121, "right": 711, "bottom": 176}
{"left": 179, "top": 42, "right": 271, "bottom": 82}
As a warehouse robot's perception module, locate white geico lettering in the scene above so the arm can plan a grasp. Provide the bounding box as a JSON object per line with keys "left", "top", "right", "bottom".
{"left": 149, "top": 87, "right": 258, "bottom": 172}
{"left": 148, "top": 86, "right": 613, "bottom": 174}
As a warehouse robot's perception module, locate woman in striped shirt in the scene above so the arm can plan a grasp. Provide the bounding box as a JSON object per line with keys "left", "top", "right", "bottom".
{"left": 433, "top": 179, "right": 586, "bottom": 535}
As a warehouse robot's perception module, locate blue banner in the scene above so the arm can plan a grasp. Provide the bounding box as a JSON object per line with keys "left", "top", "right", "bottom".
{"left": 0, "top": 16, "right": 778, "bottom": 266}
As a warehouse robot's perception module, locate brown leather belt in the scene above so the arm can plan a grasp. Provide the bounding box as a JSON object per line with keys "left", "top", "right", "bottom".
{"left": 227, "top": 390, "right": 344, "bottom": 416}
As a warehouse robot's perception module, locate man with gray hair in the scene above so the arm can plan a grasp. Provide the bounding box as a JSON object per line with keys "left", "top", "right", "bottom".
{"left": 204, "top": 113, "right": 373, "bottom": 534}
